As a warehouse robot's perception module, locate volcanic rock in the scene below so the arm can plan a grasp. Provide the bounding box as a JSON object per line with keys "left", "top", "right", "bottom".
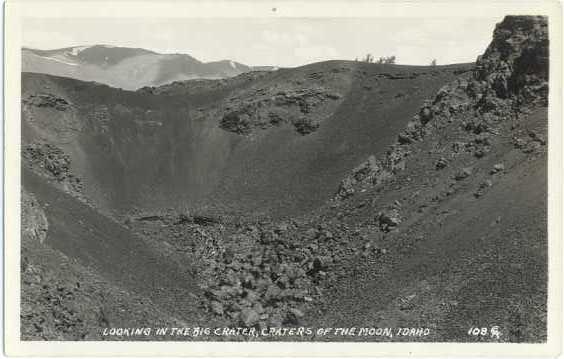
{"left": 23, "top": 93, "right": 71, "bottom": 111}
{"left": 210, "top": 301, "right": 224, "bottom": 315}
{"left": 377, "top": 209, "right": 401, "bottom": 232}
{"left": 435, "top": 157, "right": 448, "bottom": 170}
{"left": 21, "top": 190, "right": 48, "bottom": 244}
{"left": 475, "top": 16, "right": 548, "bottom": 102}
{"left": 491, "top": 163, "right": 505, "bottom": 174}
{"left": 240, "top": 308, "right": 260, "bottom": 327}
{"left": 454, "top": 167, "right": 472, "bottom": 181}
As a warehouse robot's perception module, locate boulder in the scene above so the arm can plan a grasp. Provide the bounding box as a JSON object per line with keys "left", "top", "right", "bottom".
{"left": 454, "top": 167, "right": 472, "bottom": 181}
{"left": 491, "top": 163, "right": 505, "bottom": 174}
{"left": 419, "top": 106, "right": 433, "bottom": 124}
{"left": 286, "top": 308, "right": 304, "bottom": 324}
{"left": 210, "top": 301, "right": 224, "bottom": 315}
{"left": 377, "top": 209, "right": 401, "bottom": 232}
{"left": 435, "top": 157, "right": 448, "bottom": 170}
{"left": 240, "top": 308, "right": 260, "bottom": 327}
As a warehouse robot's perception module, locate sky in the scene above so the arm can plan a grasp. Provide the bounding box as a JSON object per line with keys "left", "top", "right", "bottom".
{"left": 22, "top": 17, "right": 503, "bottom": 67}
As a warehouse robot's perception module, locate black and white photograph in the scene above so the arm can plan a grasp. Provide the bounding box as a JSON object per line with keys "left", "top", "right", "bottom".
{"left": 4, "top": 0, "right": 562, "bottom": 356}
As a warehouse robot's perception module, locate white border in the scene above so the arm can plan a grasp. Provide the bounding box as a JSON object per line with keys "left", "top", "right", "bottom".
{"left": 4, "top": 0, "right": 563, "bottom": 356}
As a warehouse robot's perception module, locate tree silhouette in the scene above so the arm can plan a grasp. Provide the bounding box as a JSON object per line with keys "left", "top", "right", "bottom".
{"left": 376, "top": 56, "right": 396, "bottom": 64}
{"left": 363, "top": 54, "right": 374, "bottom": 63}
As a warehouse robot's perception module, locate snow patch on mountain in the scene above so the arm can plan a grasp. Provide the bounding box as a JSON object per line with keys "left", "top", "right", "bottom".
{"left": 34, "top": 54, "right": 79, "bottom": 67}
{"left": 69, "top": 46, "right": 89, "bottom": 56}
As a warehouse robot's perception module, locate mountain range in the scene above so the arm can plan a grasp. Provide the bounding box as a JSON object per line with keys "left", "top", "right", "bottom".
{"left": 22, "top": 45, "right": 276, "bottom": 90}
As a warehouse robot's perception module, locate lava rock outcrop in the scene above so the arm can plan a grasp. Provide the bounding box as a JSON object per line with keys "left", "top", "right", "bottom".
{"left": 475, "top": 15, "right": 548, "bottom": 102}
{"left": 23, "top": 93, "right": 71, "bottom": 111}
{"left": 23, "top": 143, "right": 83, "bottom": 195}
{"left": 219, "top": 87, "right": 343, "bottom": 135}
{"left": 336, "top": 16, "right": 548, "bottom": 200}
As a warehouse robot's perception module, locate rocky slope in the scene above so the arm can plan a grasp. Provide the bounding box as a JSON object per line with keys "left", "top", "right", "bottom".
{"left": 23, "top": 45, "right": 275, "bottom": 90}
{"left": 21, "top": 16, "right": 548, "bottom": 342}
{"left": 153, "top": 15, "right": 548, "bottom": 340}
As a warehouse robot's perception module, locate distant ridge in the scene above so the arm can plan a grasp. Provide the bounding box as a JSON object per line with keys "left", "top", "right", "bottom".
{"left": 22, "top": 45, "right": 277, "bottom": 90}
